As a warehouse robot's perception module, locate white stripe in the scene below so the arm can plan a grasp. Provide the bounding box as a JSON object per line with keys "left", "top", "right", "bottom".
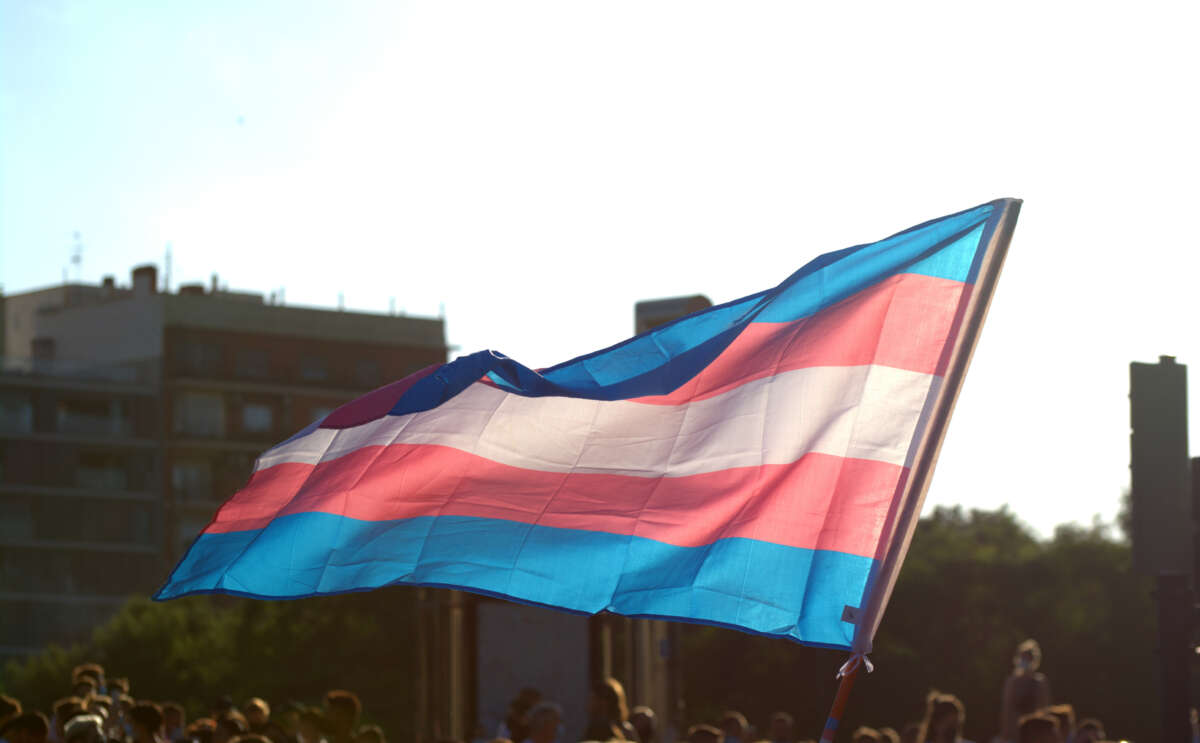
{"left": 255, "top": 365, "right": 941, "bottom": 477}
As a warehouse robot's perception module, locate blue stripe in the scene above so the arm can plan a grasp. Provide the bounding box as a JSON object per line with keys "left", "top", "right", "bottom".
{"left": 388, "top": 203, "right": 994, "bottom": 414}
{"left": 157, "top": 513, "right": 874, "bottom": 648}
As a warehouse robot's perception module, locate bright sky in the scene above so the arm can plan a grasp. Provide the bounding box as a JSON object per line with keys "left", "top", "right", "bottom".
{"left": 3, "top": 1, "right": 1198, "bottom": 537}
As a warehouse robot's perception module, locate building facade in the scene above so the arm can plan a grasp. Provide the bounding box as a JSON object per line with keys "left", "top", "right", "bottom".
{"left": 0, "top": 265, "right": 447, "bottom": 662}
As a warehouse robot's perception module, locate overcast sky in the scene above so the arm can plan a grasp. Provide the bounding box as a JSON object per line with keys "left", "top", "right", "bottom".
{"left": 3, "top": 1, "right": 1198, "bottom": 537}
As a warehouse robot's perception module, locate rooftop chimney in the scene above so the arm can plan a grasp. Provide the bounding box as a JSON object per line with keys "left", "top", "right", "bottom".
{"left": 101, "top": 275, "right": 116, "bottom": 299}
{"left": 179, "top": 283, "right": 205, "bottom": 296}
{"left": 132, "top": 265, "right": 158, "bottom": 296}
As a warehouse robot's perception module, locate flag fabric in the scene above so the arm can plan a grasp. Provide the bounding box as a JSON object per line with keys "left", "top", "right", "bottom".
{"left": 156, "top": 199, "right": 1016, "bottom": 651}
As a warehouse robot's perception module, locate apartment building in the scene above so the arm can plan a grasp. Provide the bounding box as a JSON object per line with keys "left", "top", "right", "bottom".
{"left": 0, "top": 265, "right": 447, "bottom": 661}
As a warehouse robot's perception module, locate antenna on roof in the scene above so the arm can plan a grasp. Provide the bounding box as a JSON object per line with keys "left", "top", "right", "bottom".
{"left": 338, "top": 292, "right": 345, "bottom": 311}
{"left": 164, "top": 243, "right": 173, "bottom": 292}
{"left": 70, "top": 231, "right": 83, "bottom": 282}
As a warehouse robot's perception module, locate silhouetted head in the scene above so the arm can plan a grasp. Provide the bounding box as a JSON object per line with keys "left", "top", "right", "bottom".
{"left": 64, "top": 715, "right": 106, "bottom": 743}
{"left": 1073, "top": 718, "right": 1104, "bottom": 743}
{"left": 1014, "top": 639, "right": 1042, "bottom": 673}
{"left": 527, "top": 702, "right": 563, "bottom": 743}
{"left": 686, "top": 724, "right": 723, "bottom": 743}
{"left": 852, "top": 727, "right": 882, "bottom": 743}
{"left": 1017, "top": 714, "right": 1061, "bottom": 743}
{"left": 130, "top": 703, "right": 164, "bottom": 743}
{"left": 1, "top": 712, "right": 50, "bottom": 743}
{"left": 589, "top": 679, "right": 629, "bottom": 724}
{"left": 324, "top": 691, "right": 362, "bottom": 738}
{"left": 242, "top": 699, "right": 270, "bottom": 730}
{"left": 767, "top": 712, "right": 793, "bottom": 743}
{"left": 719, "top": 712, "right": 746, "bottom": 743}
{"left": 630, "top": 707, "right": 656, "bottom": 743}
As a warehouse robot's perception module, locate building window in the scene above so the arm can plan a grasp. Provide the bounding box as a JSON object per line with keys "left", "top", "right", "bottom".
{"left": 56, "top": 398, "right": 130, "bottom": 436}
{"left": 242, "top": 403, "right": 274, "bottom": 434}
{"left": 76, "top": 451, "right": 128, "bottom": 490}
{"left": 0, "top": 498, "right": 33, "bottom": 540}
{"left": 181, "top": 341, "right": 223, "bottom": 376}
{"left": 173, "top": 391, "right": 225, "bottom": 437}
{"left": 0, "top": 391, "right": 33, "bottom": 434}
{"left": 235, "top": 348, "right": 270, "bottom": 379}
{"left": 172, "top": 458, "right": 214, "bottom": 502}
{"left": 299, "top": 355, "right": 329, "bottom": 382}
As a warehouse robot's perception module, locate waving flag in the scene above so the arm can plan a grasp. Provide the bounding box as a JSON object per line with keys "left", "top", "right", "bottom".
{"left": 157, "top": 199, "right": 1019, "bottom": 652}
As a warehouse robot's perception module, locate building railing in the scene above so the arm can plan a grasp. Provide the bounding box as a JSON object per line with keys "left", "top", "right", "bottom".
{"left": 0, "top": 356, "right": 159, "bottom": 385}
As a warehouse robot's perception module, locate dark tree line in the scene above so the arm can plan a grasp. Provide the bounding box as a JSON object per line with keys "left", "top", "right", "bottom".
{"left": 2, "top": 506, "right": 1159, "bottom": 742}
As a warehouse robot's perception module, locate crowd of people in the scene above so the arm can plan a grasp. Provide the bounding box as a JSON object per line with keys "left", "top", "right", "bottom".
{"left": 0, "top": 665, "right": 383, "bottom": 743}
{"left": 0, "top": 641, "right": 1124, "bottom": 743}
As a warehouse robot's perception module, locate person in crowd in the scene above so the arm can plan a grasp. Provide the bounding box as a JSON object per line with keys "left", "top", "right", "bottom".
{"left": 851, "top": 728, "right": 882, "bottom": 743}
{"left": 498, "top": 689, "right": 541, "bottom": 743}
{"left": 323, "top": 692, "right": 361, "bottom": 743}
{"left": 70, "top": 683, "right": 95, "bottom": 703}
{"left": 243, "top": 700, "right": 286, "bottom": 743}
{"left": 1, "top": 698, "right": 22, "bottom": 730}
{"left": 719, "top": 713, "right": 746, "bottom": 743}
{"left": 1000, "top": 640, "right": 1051, "bottom": 743}
{"left": 2, "top": 713, "right": 51, "bottom": 743}
{"left": 213, "top": 714, "right": 248, "bottom": 743}
{"left": 277, "top": 705, "right": 304, "bottom": 743}
{"left": 86, "top": 698, "right": 111, "bottom": 723}
{"left": 51, "top": 700, "right": 86, "bottom": 743}
{"left": 917, "top": 692, "right": 971, "bottom": 743}
{"left": 72, "top": 666, "right": 106, "bottom": 697}
{"left": 584, "top": 680, "right": 635, "bottom": 743}
{"left": 763, "top": 713, "right": 793, "bottom": 743}
{"left": 231, "top": 735, "right": 272, "bottom": 743}
{"left": 296, "top": 708, "right": 326, "bottom": 743}
{"left": 1072, "top": 718, "right": 1103, "bottom": 743}
{"left": 64, "top": 716, "right": 105, "bottom": 743}
{"left": 1043, "top": 706, "right": 1072, "bottom": 743}
{"left": 686, "top": 725, "right": 723, "bottom": 743}
{"left": 876, "top": 729, "right": 899, "bottom": 743}
{"left": 522, "top": 702, "right": 562, "bottom": 743}
{"left": 629, "top": 708, "right": 655, "bottom": 743}
{"left": 242, "top": 701, "right": 268, "bottom": 734}
{"left": 898, "top": 724, "right": 919, "bottom": 743}
{"left": 128, "top": 703, "right": 163, "bottom": 743}
{"left": 186, "top": 720, "right": 216, "bottom": 743}
{"left": 106, "top": 685, "right": 128, "bottom": 703}
{"left": 210, "top": 703, "right": 234, "bottom": 726}
{"left": 160, "top": 705, "right": 184, "bottom": 743}
{"left": 353, "top": 725, "right": 384, "bottom": 743}
{"left": 1016, "top": 715, "right": 1060, "bottom": 743}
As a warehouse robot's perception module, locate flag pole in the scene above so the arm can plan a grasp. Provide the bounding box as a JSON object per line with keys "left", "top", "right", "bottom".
{"left": 818, "top": 662, "right": 862, "bottom": 743}
{"left": 816, "top": 198, "right": 1023, "bottom": 740}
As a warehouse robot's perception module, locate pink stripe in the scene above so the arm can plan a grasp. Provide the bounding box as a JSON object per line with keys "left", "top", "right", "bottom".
{"left": 205, "top": 443, "right": 905, "bottom": 557}
{"left": 630, "top": 272, "right": 966, "bottom": 405}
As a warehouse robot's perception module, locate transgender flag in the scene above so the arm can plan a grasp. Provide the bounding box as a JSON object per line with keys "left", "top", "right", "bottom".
{"left": 156, "top": 199, "right": 1019, "bottom": 652}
